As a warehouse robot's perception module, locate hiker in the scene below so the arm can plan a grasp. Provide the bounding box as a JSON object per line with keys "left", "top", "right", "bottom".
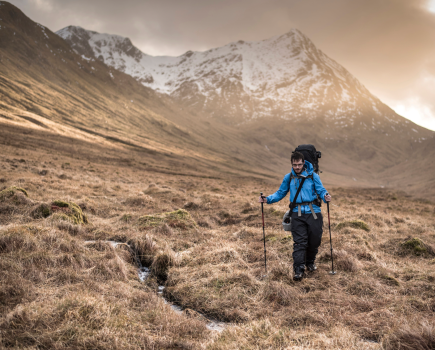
{"left": 258, "top": 151, "right": 331, "bottom": 281}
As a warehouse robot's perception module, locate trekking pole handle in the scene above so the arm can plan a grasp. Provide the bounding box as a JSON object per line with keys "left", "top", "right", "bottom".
{"left": 326, "top": 193, "right": 331, "bottom": 224}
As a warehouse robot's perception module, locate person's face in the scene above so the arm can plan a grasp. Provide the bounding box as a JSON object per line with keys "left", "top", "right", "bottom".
{"left": 292, "top": 159, "right": 304, "bottom": 174}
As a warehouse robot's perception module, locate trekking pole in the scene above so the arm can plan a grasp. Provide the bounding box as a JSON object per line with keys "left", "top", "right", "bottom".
{"left": 261, "top": 192, "right": 267, "bottom": 275}
{"left": 326, "top": 196, "right": 336, "bottom": 275}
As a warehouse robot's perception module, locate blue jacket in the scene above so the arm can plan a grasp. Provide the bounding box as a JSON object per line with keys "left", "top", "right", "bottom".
{"left": 266, "top": 161, "right": 327, "bottom": 214}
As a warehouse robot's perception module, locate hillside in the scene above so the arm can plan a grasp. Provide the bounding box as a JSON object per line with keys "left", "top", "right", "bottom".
{"left": 57, "top": 25, "right": 435, "bottom": 198}
{"left": 0, "top": 1, "right": 283, "bottom": 182}
{"left": 1, "top": 136, "right": 435, "bottom": 349}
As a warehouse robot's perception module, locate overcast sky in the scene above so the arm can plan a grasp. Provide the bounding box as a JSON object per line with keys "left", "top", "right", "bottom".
{"left": 8, "top": 0, "right": 435, "bottom": 131}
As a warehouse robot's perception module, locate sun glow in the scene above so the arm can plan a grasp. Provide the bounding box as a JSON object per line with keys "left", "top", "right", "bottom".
{"left": 393, "top": 100, "right": 435, "bottom": 131}
{"left": 428, "top": 0, "right": 435, "bottom": 13}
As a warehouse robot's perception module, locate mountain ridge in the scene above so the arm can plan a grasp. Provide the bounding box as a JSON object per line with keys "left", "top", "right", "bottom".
{"left": 57, "top": 26, "right": 401, "bottom": 126}
{"left": 55, "top": 23, "right": 435, "bottom": 197}
{"left": 1, "top": 1, "right": 434, "bottom": 198}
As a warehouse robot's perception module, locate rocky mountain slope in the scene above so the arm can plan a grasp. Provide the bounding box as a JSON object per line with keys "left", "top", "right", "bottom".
{"left": 57, "top": 24, "right": 435, "bottom": 197}
{"left": 58, "top": 26, "right": 387, "bottom": 124}
{"left": 0, "top": 1, "right": 283, "bottom": 181}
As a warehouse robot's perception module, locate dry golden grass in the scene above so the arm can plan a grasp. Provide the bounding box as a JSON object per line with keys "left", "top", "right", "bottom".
{"left": 1, "top": 141, "right": 435, "bottom": 349}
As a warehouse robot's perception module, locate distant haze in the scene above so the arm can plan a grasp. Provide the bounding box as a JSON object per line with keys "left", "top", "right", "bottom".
{"left": 7, "top": 0, "right": 435, "bottom": 131}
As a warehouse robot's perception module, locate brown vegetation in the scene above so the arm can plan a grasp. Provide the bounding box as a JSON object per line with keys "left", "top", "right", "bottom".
{"left": 1, "top": 141, "right": 435, "bottom": 349}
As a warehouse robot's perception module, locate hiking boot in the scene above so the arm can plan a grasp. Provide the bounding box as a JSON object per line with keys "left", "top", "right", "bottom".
{"left": 293, "top": 266, "right": 305, "bottom": 281}
{"left": 307, "top": 263, "right": 317, "bottom": 272}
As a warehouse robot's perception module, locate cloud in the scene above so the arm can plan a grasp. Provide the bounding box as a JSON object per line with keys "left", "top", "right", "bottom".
{"left": 382, "top": 72, "right": 435, "bottom": 130}
{"left": 393, "top": 101, "right": 435, "bottom": 130}
{"left": 7, "top": 0, "right": 435, "bottom": 130}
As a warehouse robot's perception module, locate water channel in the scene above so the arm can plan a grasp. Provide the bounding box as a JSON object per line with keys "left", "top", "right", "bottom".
{"left": 85, "top": 240, "right": 227, "bottom": 332}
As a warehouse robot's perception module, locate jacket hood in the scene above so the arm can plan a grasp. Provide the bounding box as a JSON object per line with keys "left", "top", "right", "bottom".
{"left": 291, "top": 160, "right": 314, "bottom": 176}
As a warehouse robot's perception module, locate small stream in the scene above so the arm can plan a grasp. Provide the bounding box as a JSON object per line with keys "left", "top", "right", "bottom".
{"left": 138, "top": 266, "right": 226, "bottom": 332}
{"left": 85, "top": 241, "right": 227, "bottom": 332}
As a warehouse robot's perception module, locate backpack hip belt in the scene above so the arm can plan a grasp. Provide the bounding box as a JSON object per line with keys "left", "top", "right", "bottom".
{"left": 293, "top": 201, "right": 318, "bottom": 219}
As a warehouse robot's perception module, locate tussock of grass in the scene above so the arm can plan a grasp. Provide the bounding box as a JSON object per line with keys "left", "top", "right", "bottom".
{"left": 318, "top": 249, "right": 360, "bottom": 272}
{"left": 383, "top": 321, "right": 435, "bottom": 350}
{"left": 381, "top": 275, "right": 400, "bottom": 286}
{"left": 336, "top": 219, "right": 370, "bottom": 232}
{"left": 128, "top": 234, "right": 156, "bottom": 266}
{"left": 120, "top": 213, "right": 132, "bottom": 222}
{"left": 262, "top": 280, "right": 301, "bottom": 306}
{"left": 155, "top": 223, "right": 175, "bottom": 236}
{"left": 151, "top": 248, "right": 177, "bottom": 280}
{"left": 0, "top": 186, "right": 28, "bottom": 201}
{"left": 30, "top": 202, "right": 51, "bottom": 219}
{"left": 51, "top": 200, "right": 88, "bottom": 225}
{"left": 56, "top": 221, "right": 84, "bottom": 236}
{"left": 401, "top": 237, "right": 435, "bottom": 256}
{"left": 138, "top": 209, "right": 196, "bottom": 229}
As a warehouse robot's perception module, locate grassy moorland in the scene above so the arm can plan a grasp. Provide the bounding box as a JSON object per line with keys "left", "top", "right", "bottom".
{"left": 1, "top": 141, "right": 435, "bottom": 350}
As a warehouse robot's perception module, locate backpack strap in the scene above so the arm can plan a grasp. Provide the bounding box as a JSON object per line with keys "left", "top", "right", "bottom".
{"left": 289, "top": 175, "right": 307, "bottom": 214}
{"left": 296, "top": 202, "right": 318, "bottom": 219}
{"left": 289, "top": 173, "right": 318, "bottom": 219}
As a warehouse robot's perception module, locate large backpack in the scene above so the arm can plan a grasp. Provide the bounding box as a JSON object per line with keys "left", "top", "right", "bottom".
{"left": 292, "top": 144, "right": 322, "bottom": 206}
{"left": 293, "top": 144, "right": 321, "bottom": 174}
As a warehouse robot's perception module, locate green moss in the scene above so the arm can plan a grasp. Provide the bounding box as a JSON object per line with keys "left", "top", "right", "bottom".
{"left": 52, "top": 200, "right": 69, "bottom": 208}
{"left": 265, "top": 235, "right": 277, "bottom": 242}
{"left": 51, "top": 200, "right": 88, "bottom": 225}
{"left": 138, "top": 209, "right": 196, "bottom": 229}
{"left": 401, "top": 237, "right": 427, "bottom": 256}
{"left": 0, "top": 186, "right": 28, "bottom": 201}
{"left": 336, "top": 219, "right": 370, "bottom": 232}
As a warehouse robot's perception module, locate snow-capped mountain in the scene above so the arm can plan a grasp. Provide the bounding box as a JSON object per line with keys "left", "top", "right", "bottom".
{"left": 2, "top": 0, "right": 434, "bottom": 199}
{"left": 58, "top": 26, "right": 398, "bottom": 126}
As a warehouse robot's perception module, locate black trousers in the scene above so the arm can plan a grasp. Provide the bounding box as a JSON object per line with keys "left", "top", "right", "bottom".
{"left": 291, "top": 212, "right": 323, "bottom": 269}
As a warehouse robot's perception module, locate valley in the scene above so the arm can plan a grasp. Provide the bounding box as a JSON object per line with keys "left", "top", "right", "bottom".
{"left": 1, "top": 130, "right": 435, "bottom": 349}
{"left": 1, "top": 2, "right": 435, "bottom": 348}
